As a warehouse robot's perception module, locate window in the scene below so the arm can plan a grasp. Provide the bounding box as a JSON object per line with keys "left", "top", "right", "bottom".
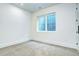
{"left": 38, "top": 16, "right": 45, "bottom": 31}
{"left": 37, "top": 13, "right": 56, "bottom": 32}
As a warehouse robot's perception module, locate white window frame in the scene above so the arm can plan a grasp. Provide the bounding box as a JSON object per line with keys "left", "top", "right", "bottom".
{"left": 37, "top": 12, "right": 56, "bottom": 32}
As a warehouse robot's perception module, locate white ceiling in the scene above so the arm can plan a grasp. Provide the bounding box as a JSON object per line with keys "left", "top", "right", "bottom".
{"left": 11, "top": 3, "right": 57, "bottom": 12}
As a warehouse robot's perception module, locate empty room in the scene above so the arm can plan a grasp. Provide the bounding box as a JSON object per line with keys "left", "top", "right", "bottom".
{"left": 0, "top": 3, "right": 79, "bottom": 56}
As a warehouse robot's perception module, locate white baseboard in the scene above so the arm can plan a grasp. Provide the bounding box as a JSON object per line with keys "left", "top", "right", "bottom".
{"left": 0, "top": 37, "right": 31, "bottom": 48}
{"left": 31, "top": 39, "right": 78, "bottom": 50}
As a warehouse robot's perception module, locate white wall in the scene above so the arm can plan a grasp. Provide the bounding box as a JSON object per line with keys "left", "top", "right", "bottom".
{"left": 0, "top": 4, "right": 31, "bottom": 48}
{"left": 32, "top": 4, "right": 78, "bottom": 49}
{"left": 77, "top": 4, "right": 79, "bottom": 48}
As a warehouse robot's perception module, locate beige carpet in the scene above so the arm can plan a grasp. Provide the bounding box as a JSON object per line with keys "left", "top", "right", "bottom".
{"left": 0, "top": 40, "right": 79, "bottom": 56}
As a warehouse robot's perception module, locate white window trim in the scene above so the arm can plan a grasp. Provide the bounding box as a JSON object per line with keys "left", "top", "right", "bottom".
{"left": 37, "top": 12, "right": 56, "bottom": 32}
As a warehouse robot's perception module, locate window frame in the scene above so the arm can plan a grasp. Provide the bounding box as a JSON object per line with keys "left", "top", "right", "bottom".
{"left": 37, "top": 12, "right": 56, "bottom": 32}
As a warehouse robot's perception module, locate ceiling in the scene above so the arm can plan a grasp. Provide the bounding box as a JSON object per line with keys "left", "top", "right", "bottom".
{"left": 11, "top": 3, "right": 57, "bottom": 13}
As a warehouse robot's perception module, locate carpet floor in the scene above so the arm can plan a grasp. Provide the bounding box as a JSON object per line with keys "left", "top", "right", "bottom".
{"left": 0, "top": 40, "right": 79, "bottom": 56}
